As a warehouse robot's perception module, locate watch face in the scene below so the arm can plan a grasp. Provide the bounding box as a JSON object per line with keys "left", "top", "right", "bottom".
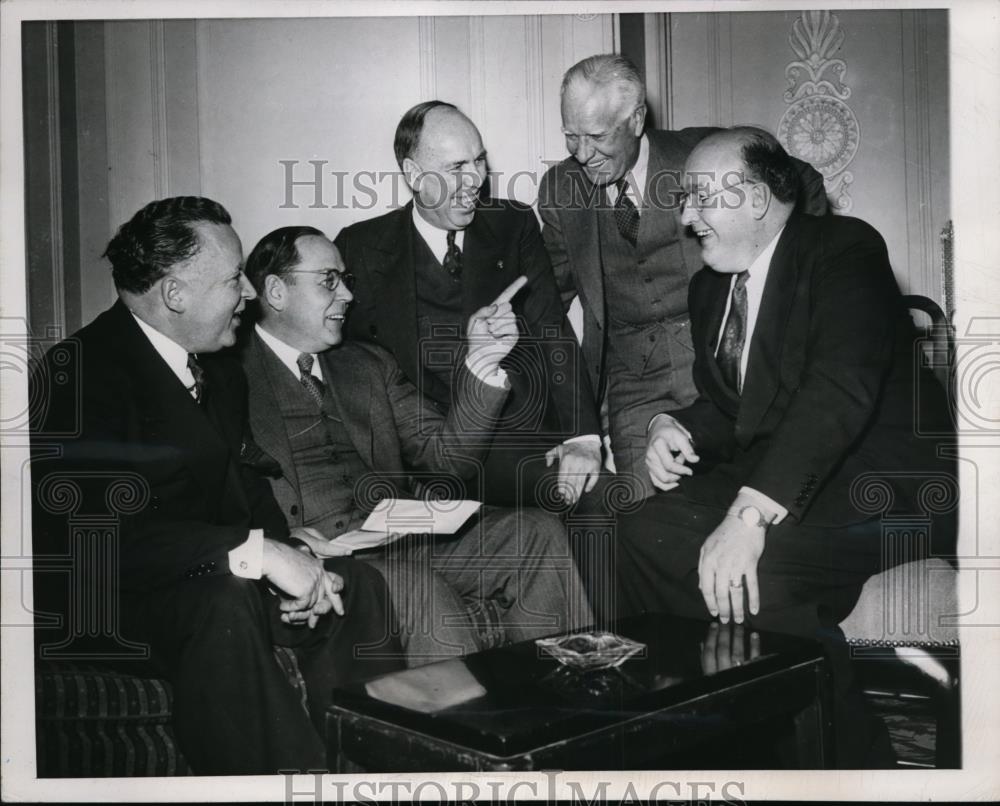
{"left": 740, "top": 506, "right": 762, "bottom": 527}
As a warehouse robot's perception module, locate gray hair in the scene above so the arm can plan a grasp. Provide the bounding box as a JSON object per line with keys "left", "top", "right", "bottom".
{"left": 560, "top": 54, "right": 645, "bottom": 110}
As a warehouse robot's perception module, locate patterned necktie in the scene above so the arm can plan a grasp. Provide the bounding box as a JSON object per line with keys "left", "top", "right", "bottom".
{"left": 296, "top": 352, "right": 326, "bottom": 408}
{"left": 186, "top": 353, "right": 206, "bottom": 404}
{"left": 717, "top": 271, "right": 750, "bottom": 394}
{"left": 442, "top": 230, "right": 462, "bottom": 281}
{"left": 613, "top": 178, "right": 640, "bottom": 246}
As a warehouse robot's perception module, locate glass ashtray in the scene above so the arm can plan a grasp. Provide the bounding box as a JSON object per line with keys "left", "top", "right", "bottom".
{"left": 535, "top": 631, "right": 646, "bottom": 671}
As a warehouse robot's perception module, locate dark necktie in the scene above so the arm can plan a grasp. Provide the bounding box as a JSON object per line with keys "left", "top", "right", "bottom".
{"left": 442, "top": 230, "right": 462, "bottom": 281}
{"left": 613, "top": 178, "right": 640, "bottom": 246}
{"left": 186, "top": 353, "right": 206, "bottom": 404}
{"left": 717, "top": 271, "right": 750, "bottom": 394}
{"left": 296, "top": 352, "right": 326, "bottom": 408}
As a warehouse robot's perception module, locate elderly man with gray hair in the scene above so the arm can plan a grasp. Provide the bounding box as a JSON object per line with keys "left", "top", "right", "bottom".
{"left": 538, "top": 54, "right": 828, "bottom": 500}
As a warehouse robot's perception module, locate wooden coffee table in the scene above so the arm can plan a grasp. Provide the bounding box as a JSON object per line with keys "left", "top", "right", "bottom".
{"left": 326, "top": 612, "right": 832, "bottom": 771}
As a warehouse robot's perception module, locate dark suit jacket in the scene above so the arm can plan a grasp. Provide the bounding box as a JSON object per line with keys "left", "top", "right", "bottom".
{"left": 335, "top": 199, "right": 600, "bottom": 445}
{"left": 538, "top": 127, "right": 829, "bottom": 396}
{"left": 672, "top": 213, "right": 954, "bottom": 528}
{"left": 30, "top": 300, "right": 289, "bottom": 595}
{"left": 240, "top": 333, "right": 509, "bottom": 526}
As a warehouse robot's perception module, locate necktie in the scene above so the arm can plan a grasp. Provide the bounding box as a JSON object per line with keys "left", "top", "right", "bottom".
{"left": 296, "top": 353, "right": 326, "bottom": 408}
{"left": 717, "top": 272, "right": 749, "bottom": 394}
{"left": 186, "top": 353, "right": 206, "bottom": 404}
{"left": 613, "top": 178, "right": 640, "bottom": 246}
{"left": 442, "top": 230, "right": 462, "bottom": 281}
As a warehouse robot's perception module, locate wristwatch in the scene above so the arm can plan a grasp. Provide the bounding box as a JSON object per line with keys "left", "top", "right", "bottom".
{"left": 728, "top": 504, "right": 770, "bottom": 529}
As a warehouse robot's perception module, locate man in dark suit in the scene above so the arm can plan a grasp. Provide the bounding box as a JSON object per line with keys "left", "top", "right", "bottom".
{"left": 30, "top": 197, "right": 402, "bottom": 775}
{"left": 615, "top": 128, "right": 955, "bottom": 765}
{"left": 239, "top": 225, "right": 591, "bottom": 663}
{"left": 336, "top": 101, "right": 603, "bottom": 508}
{"left": 538, "top": 54, "right": 828, "bottom": 499}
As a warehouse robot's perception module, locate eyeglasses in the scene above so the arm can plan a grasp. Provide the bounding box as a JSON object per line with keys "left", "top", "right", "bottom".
{"left": 681, "top": 179, "right": 754, "bottom": 211}
{"left": 285, "top": 269, "right": 355, "bottom": 293}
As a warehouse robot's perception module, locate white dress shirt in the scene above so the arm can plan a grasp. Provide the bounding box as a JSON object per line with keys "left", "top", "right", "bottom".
{"left": 129, "top": 311, "right": 263, "bottom": 578}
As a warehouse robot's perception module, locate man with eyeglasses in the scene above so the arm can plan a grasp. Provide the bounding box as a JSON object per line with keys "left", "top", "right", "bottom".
{"left": 335, "top": 101, "right": 603, "bottom": 509}
{"left": 29, "top": 197, "right": 402, "bottom": 774}
{"left": 613, "top": 128, "right": 955, "bottom": 766}
{"left": 239, "top": 226, "right": 592, "bottom": 666}
{"left": 538, "top": 54, "right": 828, "bottom": 500}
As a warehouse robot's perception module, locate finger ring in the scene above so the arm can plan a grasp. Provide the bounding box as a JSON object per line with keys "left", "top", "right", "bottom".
{"left": 729, "top": 580, "right": 743, "bottom": 588}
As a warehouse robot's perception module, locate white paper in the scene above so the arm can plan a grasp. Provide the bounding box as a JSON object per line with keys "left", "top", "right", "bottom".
{"left": 360, "top": 497, "right": 481, "bottom": 535}
{"left": 329, "top": 498, "right": 482, "bottom": 553}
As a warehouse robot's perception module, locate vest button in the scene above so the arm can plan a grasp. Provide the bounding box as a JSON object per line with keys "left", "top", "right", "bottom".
{"left": 290, "top": 505, "right": 299, "bottom": 516}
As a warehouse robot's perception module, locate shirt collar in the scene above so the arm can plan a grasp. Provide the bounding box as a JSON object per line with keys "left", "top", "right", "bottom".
{"left": 255, "top": 323, "right": 324, "bottom": 382}
{"left": 129, "top": 311, "right": 192, "bottom": 389}
{"left": 412, "top": 205, "right": 466, "bottom": 264}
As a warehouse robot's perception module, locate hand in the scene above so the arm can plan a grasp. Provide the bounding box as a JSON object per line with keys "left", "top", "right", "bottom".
{"left": 279, "top": 570, "right": 345, "bottom": 628}
{"left": 263, "top": 539, "right": 345, "bottom": 628}
{"left": 645, "top": 414, "right": 699, "bottom": 491}
{"left": 545, "top": 441, "right": 601, "bottom": 505}
{"left": 466, "top": 276, "right": 527, "bottom": 375}
{"left": 289, "top": 526, "right": 352, "bottom": 558}
{"left": 699, "top": 621, "right": 762, "bottom": 675}
{"left": 697, "top": 514, "right": 765, "bottom": 625}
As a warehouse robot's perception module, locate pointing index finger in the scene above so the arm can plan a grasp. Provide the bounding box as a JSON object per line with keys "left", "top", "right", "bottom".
{"left": 492, "top": 275, "right": 527, "bottom": 305}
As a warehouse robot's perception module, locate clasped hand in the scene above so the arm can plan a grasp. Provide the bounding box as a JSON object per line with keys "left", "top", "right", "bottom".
{"left": 263, "top": 528, "right": 346, "bottom": 629}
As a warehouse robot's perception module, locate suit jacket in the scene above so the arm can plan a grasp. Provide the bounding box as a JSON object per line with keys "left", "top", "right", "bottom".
{"left": 335, "top": 199, "right": 600, "bottom": 444}
{"left": 672, "top": 213, "right": 954, "bottom": 528}
{"left": 240, "top": 333, "right": 509, "bottom": 525}
{"left": 30, "top": 300, "right": 289, "bottom": 595}
{"left": 537, "top": 127, "right": 829, "bottom": 397}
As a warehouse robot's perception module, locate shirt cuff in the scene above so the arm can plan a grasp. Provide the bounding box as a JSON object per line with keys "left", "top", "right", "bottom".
{"left": 564, "top": 434, "right": 601, "bottom": 447}
{"left": 464, "top": 355, "right": 508, "bottom": 388}
{"left": 229, "top": 528, "right": 264, "bottom": 579}
{"left": 647, "top": 412, "right": 691, "bottom": 440}
{"left": 739, "top": 486, "right": 789, "bottom": 525}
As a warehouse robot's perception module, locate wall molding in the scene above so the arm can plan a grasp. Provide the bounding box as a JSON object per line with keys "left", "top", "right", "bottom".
{"left": 418, "top": 17, "right": 437, "bottom": 99}
{"left": 644, "top": 14, "right": 672, "bottom": 129}
{"left": 901, "top": 10, "right": 936, "bottom": 299}
{"left": 149, "top": 20, "right": 169, "bottom": 198}
{"left": 468, "top": 18, "right": 487, "bottom": 129}
{"left": 707, "top": 13, "right": 733, "bottom": 126}
{"left": 195, "top": 20, "right": 211, "bottom": 194}
{"left": 523, "top": 16, "right": 544, "bottom": 166}
{"left": 44, "top": 22, "right": 67, "bottom": 331}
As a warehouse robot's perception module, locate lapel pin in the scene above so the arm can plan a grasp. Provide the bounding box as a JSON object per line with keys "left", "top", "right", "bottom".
{"left": 496, "top": 260, "right": 504, "bottom": 271}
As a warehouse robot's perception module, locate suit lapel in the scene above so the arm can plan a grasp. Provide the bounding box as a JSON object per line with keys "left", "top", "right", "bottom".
{"left": 565, "top": 166, "right": 605, "bottom": 331}
{"left": 244, "top": 334, "right": 301, "bottom": 492}
{"left": 736, "top": 219, "right": 802, "bottom": 441}
{"left": 319, "top": 349, "right": 380, "bottom": 472}
{"left": 111, "top": 302, "right": 234, "bottom": 497}
{"left": 364, "top": 205, "right": 421, "bottom": 382}
{"left": 637, "top": 134, "right": 681, "bottom": 253}
{"left": 462, "top": 207, "right": 511, "bottom": 318}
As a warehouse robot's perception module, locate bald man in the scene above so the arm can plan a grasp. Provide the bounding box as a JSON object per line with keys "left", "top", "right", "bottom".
{"left": 336, "top": 101, "right": 603, "bottom": 509}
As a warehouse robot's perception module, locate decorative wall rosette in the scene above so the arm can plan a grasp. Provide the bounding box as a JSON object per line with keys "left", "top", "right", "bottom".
{"left": 777, "top": 11, "right": 860, "bottom": 213}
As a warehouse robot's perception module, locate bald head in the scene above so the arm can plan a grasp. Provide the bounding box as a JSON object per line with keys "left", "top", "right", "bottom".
{"left": 681, "top": 127, "right": 796, "bottom": 274}
{"left": 396, "top": 101, "right": 487, "bottom": 231}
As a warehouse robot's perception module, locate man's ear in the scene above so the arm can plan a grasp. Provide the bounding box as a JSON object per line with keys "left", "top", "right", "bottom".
{"left": 160, "top": 275, "right": 185, "bottom": 314}
{"left": 751, "top": 182, "right": 772, "bottom": 220}
{"left": 402, "top": 157, "right": 422, "bottom": 192}
{"left": 263, "top": 273, "right": 287, "bottom": 312}
{"left": 630, "top": 104, "right": 647, "bottom": 136}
